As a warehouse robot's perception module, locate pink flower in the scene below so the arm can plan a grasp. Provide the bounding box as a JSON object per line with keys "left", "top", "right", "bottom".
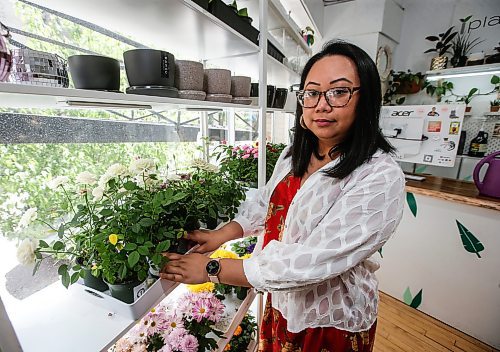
{"left": 130, "top": 343, "right": 147, "bottom": 352}
{"left": 208, "top": 296, "right": 225, "bottom": 322}
{"left": 158, "top": 343, "right": 173, "bottom": 352}
{"left": 242, "top": 145, "right": 250, "bottom": 150}
{"left": 253, "top": 153, "right": 259, "bottom": 159}
{"left": 191, "top": 299, "right": 211, "bottom": 322}
{"left": 251, "top": 148, "right": 258, "bottom": 154}
{"left": 165, "top": 327, "right": 188, "bottom": 350}
{"left": 180, "top": 334, "right": 199, "bottom": 352}
{"left": 242, "top": 154, "right": 250, "bottom": 159}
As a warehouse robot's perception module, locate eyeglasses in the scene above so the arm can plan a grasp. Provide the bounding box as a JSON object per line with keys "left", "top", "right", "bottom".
{"left": 296, "top": 87, "right": 360, "bottom": 108}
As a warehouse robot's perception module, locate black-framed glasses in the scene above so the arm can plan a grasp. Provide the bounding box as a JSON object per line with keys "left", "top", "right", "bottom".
{"left": 296, "top": 87, "right": 360, "bottom": 108}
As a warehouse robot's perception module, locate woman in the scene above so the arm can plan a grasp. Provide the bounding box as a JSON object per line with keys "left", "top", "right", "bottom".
{"left": 161, "top": 40, "right": 405, "bottom": 351}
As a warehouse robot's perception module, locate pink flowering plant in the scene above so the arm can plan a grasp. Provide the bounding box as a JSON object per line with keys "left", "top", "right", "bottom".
{"left": 115, "top": 291, "right": 225, "bottom": 352}
{"left": 213, "top": 142, "right": 286, "bottom": 186}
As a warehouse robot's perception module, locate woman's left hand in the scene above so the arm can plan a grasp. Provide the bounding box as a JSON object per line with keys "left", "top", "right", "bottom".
{"left": 160, "top": 253, "right": 210, "bottom": 284}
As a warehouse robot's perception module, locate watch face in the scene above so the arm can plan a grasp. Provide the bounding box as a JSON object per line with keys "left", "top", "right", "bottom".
{"left": 206, "top": 259, "right": 220, "bottom": 276}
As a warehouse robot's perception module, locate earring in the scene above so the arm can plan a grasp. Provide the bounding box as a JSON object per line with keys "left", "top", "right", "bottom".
{"left": 300, "top": 115, "right": 308, "bottom": 130}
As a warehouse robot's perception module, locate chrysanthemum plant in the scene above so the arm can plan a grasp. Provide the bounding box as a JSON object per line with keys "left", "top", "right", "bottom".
{"left": 213, "top": 142, "right": 286, "bottom": 187}
{"left": 114, "top": 292, "right": 225, "bottom": 352}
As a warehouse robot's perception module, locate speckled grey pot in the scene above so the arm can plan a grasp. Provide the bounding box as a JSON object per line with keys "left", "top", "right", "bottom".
{"left": 204, "top": 68, "right": 231, "bottom": 94}
{"left": 178, "top": 90, "right": 206, "bottom": 101}
{"left": 175, "top": 60, "right": 204, "bottom": 91}
{"left": 230, "top": 76, "right": 251, "bottom": 97}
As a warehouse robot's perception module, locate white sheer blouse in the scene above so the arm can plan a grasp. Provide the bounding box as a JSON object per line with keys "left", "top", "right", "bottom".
{"left": 235, "top": 147, "right": 405, "bottom": 333}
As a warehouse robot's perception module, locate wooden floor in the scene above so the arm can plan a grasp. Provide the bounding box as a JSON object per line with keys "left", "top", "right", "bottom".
{"left": 375, "top": 292, "right": 498, "bottom": 352}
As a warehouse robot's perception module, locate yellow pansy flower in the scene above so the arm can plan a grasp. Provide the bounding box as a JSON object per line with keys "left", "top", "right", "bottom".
{"left": 187, "top": 282, "right": 215, "bottom": 293}
{"left": 234, "top": 325, "right": 242, "bottom": 336}
{"left": 210, "top": 249, "right": 238, "bottom": 259}
{"left": 108, "top": 234, "right": 118, "bottom": 245}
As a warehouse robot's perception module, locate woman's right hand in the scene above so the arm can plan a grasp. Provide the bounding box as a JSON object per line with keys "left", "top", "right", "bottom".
{"left": 186, "top": 221, "right": 244, "bottom": 254}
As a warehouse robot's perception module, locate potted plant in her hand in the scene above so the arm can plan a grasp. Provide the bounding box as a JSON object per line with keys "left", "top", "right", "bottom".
{"left": 425, "top": 26, "right": 458, "bottom": 70}
{"left": 301, "top": 26, "right": 315, "bottom": 47}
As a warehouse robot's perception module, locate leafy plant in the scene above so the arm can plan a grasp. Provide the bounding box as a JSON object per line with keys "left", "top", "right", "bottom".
{"left": 456, "top": 87, "right": 479, "bottom": 105}
{"left": 490, "top": 99, "right": 500, "bottom": 106}
{"left": 383, "top": 70, "right": 425, "bottom": 105}
{"left": 423, "top": 80, "right": 454, "bottom": 102}
{"left": 229, "top": 0, "right": 252, "bottom": 22}
{"left": 230, "top": 236, "right": 257, "bottom": 257}
{"left": 425, "top": 26, "right": 458, "bottom": 56}
{"left": 450, "top": 16, "right": 484, "bottom": 68}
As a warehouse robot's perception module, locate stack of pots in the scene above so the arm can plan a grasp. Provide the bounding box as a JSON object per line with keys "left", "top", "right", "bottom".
{"left": 175, "top": 60, "right": 205, "bottom": 100}
{"left": 249, "top": 83, "right": 289, "bottom": 109}
{"left": 230, "top": 76, "right": 252, "bottom": 105}
{"left": 68, "top": 55, "right": 119, "bottom": 91}
{"left": 273, "top": 88, "right": 288, "bottom": 109}
{"left": 123, "top": 49, "right": 178, "bottom": 97}
{"left": 204, "top": 68, "right": 232, "bottom": 103}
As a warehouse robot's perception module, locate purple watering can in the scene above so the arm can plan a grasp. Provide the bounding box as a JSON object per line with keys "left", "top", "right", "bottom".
{"left": 473, "top": 150, "right": 500, "bottom": 198}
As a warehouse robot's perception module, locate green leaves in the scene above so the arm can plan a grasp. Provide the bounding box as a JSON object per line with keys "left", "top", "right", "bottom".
{"left": 406, "top": 192, "right": 417, "bottom": 217}
{"left": 127, "top": 251, "right": 140, "bottom": 268}
{"left": 456, "top": 220, "right": 484, "bottom": 258}
{"left": 403, "top": 287, "right": 423, "bottom": 309}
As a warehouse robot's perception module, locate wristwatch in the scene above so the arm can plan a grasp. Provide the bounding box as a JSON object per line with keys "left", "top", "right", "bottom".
{"left": 206, "top": 258, "right": 221, "bottom": 283}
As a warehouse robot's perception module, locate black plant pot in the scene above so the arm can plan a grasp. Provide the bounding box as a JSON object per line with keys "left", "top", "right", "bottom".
{"left": 250, "top": 82, "right": 259, "bottom": 97}
{"left": 272, "top": 88, "right": 288, "bottom": 109}
{"left": 68, "top": 55, "right": 120, "bottom": 91}
{"left": 123, "top": 49, "right": 175, "bottom": 87}
{"left": 267, "top": 85, "right": 276, "bottom": 108}
{"left": 192, "top": 0, "right": 209, "bottom": 10}
{"left": 209, "top": 0, "right": 259, "bottom": 45}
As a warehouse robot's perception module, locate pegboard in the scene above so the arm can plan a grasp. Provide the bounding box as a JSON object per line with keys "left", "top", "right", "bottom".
{"left": 462, "top": 116, "right": 500, "bottom": 155}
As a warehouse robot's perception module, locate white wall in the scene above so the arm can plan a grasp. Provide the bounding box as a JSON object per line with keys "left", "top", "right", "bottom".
{"left": 394, "top": 0, "right": 500, "bottom": 72}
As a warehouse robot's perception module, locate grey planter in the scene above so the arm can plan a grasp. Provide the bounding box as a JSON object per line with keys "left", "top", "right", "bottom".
{"left": 175, "top": 60, "right": 204, "bottom": 91}
{"left": 230, "top": 76, "right": 251, "bottom": 97}
{"left": 178, "top": 90, "right": 206, "bottom": 101}
{"left": 204, "top": 68, "right": 231, "bottom": 94}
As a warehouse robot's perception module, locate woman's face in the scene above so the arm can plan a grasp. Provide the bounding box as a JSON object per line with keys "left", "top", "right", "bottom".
{"left": 301, "top": 55, "right": 360, "bottom": 148}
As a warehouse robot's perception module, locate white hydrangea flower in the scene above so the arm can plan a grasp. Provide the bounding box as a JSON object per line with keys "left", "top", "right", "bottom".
{"left": 190, "top": 158, "right": 219, "bottom": 173}
{"left": 75, "top": 171, "right": 97, "bottom": 185}
{"left": 16, "top": 238, "right": 39, "bottom": 265}
{"left": 17, "top": 207, "right": 38, "bottom": 229}
{"left": 92, "top": 186, "right": 105, "bottom": 201}
{"left": 106, "top": 163, "right": 128, "bottom": 177}
{"left": 129, "top": 158, "right": 156, "bottom": 176}
{"left": 98, "top": 173, "right": 114, "bottom": 188}
{"left": 47, "top": 176, "right": 70, "bottom": 190}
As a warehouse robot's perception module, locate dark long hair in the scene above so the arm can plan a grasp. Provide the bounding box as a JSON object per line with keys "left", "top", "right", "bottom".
{"left": 287, "top": 40, "right": 394, "bottom": 179}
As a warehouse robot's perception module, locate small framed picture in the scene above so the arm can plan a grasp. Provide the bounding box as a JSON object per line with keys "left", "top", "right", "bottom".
{"left": 493, "top": 123, "right": 500, "bottom": 138}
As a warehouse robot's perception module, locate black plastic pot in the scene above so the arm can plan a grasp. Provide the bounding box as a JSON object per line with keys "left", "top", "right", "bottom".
{"left": 267, "top": 85, "right": 276, "bottom": 108}
{"left": 267, "top": 41, "right": 285, "bottom": 64}
{"left": 209, "top": 0, "right": 259, "bottom": 45}
{"left": 192, "top": 0, "right": 209, "bottom": 10}
{"left": 250, "top": 82, "right": 259, "bottom": 97}
{"left": 123, "top": 49, "right": 175, "bottom": 87}
{"left": 82, "top": 268, "right": 108, "bottom": 292}
{"left": 273, "top": 88, "right": 288, "bottom": 109}
{"left": 106, "top": 279, "right": 146, "bottom": 304}
{"left": 68, "top": 55, "right": 120, "bottom": 91}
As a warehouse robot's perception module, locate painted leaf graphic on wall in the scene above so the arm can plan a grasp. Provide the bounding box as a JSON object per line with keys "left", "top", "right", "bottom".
{"left": 403, "top": 287, "right": 423, "bottom": 309}
{"left": 456, "top": 220, "right": 484, "bottom": 258}
{"left": 378, "top": 247, "right": 383, "bottom": 258}
{"left": 403, "top": 287, "right": 413, "bottom": 305}
{"left": 410, "top": 289, "right": 423, "bottom": 309}
{"left": 406, "top": 192, "right": 417, "bottom": 217}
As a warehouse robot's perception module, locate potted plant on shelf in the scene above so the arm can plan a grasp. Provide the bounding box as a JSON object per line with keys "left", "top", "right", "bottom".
{"left": 449, "top": 15, "right": 484, "bottom": 68}
{"left": 383, "top": 70, "right": 426, "bottom": 105}
{"left": 490, "top": 100, "right": 500, "bottom": 112}
{"left": 425, "top": 26, "right": 458, "bottom": 70}
{"left": 301, "top": 26, "right": 315, "bottom": 47}
{"left": 223, "top": 314, "right": 258, "bottom": 352}
{"left": 456, "top": 87, "right": 479, "bottom": 113}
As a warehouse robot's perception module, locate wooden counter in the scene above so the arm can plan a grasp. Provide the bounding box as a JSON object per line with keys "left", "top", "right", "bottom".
{"left": 405, "top": 175, "right": 500, "bottom": 212}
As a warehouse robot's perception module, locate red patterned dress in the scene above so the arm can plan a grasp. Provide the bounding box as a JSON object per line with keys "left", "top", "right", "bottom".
{"left": 258, "top": 173, "right": 377, "bottom": 352}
